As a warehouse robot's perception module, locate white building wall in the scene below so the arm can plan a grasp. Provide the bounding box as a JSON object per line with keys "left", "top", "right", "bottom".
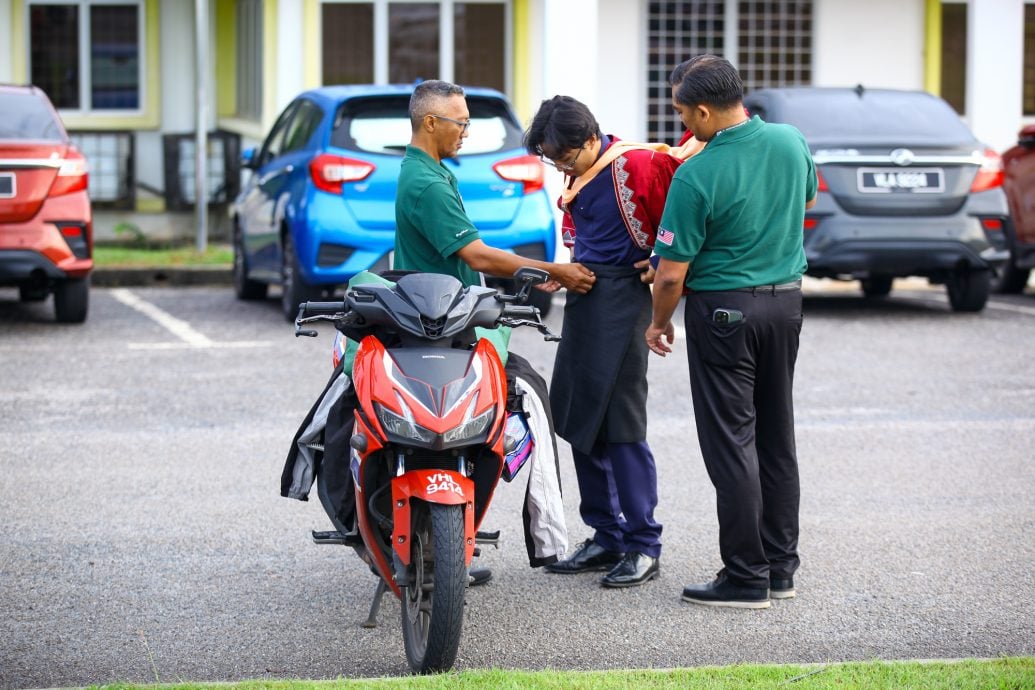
{"left": 812, "top": 0, "right": 926, "bottom": 90}
{"left": 0, "top": 0, "right": 12, "bottom": 82}
{"left": 967, "top": 0, "right": 1024, "bottom": 152}
{"left": 595, "top": 0, "right": 646, "bottom": 138}
{"left": 537, "top": 0, "right": 645, "bottom": 138}
{"left": 541, "top": 0, "right": 600, "bottom": 107}
{"left": 134, "top": 1, "right": 198, "bottom": 193}
{"left": 275, "top": 0, "right": 306, "bottom": 115}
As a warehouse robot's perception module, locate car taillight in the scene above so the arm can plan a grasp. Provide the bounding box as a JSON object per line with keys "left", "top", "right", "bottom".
{"left": 971, "top": 148, "right": 1004, "bottom": 192}
{"left": 493, "top": 155, "right": 545, "bottom": 194}
{"left": 804, "top": 217, "right": 819, "bottom": 230}
{"left": 50, "top": 148, "right": 89, "bottom": 196}
{"left": 309, "top": 154, "right": 375, "bottom": 194}
{"left": 816, "top": 168, "right": 829, "bottom": 193}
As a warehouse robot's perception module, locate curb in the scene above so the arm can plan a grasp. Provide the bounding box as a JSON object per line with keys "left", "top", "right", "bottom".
{"left": 91, "top": 266, "right": 233, "bottom": 288}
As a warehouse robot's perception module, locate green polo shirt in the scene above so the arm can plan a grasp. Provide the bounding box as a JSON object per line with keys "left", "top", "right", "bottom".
{"left": 394, "top": 145, "right": 481, "bottom": 288}
{"left": 391, "top": 145, "right": 510, "bottom": 363}
{"left": 654, "top": 116, "right": 816, "bottom": 291}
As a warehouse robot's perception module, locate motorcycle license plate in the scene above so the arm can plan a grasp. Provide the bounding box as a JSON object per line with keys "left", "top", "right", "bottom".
{"left": 857, "top": 167, "right": 944, "bottom": 193}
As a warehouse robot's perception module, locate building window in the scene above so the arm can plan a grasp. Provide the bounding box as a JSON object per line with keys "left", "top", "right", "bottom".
{"left": 29, "top": 1, "right": 142, "bottom": 112}
{"left": 454, "top": 3, "right": 506, "bottom": 92}
{"left": 646, "top": 0, "right": 812, "bottom": 142}
{"left": 320, "top": 1, "right": 508, "bottom": 91}
{"left": 236, "top": 0, "right": 264, "bottom": 120}
{"left": 389, "top": 3, "right": 440, "bottom": 82}
{"left": 323, "top": 3, "right": 374, "bottom": 83}
{"left": 941, "top": 2, "right": 967, "bottom": 114}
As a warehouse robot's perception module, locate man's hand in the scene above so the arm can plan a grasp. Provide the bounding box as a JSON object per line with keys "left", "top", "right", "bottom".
{"left": 635, "top": 257, "right": 656, "bottom": 284}
{"left": 551, "top": 262, "right": 596, "bottom": 294}
{"left": 534, "top": 280, "right": 562, "bottom": 293}
{"left": 645, "top": 321, "right": 675, "bottom": 356}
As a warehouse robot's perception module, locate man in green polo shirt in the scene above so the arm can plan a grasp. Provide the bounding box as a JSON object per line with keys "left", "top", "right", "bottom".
{"left": 393, "top": 80, "right": 596, "bottom": 576}
{"left": 646, "top": 55, "right": 817, "bottom": 609}
{"left": 394, "top": 80, "right": 596, "bottom": 293}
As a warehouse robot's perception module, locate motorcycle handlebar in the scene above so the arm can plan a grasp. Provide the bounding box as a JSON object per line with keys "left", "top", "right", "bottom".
{"left": 501, "top": 305, "right": 538, "bottom": 319}
{"left": 301, "top": 300, "right": 346, "bottom": 316}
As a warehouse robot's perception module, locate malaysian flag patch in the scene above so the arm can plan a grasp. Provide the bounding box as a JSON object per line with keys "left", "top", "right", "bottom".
{"left": 656, "top": 226, "right": 675, "bottom": 246}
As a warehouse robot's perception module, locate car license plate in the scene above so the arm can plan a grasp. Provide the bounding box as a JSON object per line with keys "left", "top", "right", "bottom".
{"left": 0, "top": 172, "right": 14, "bottom": 199}
{"left": 858, "top": 167, "right": 944, "bottom": 193}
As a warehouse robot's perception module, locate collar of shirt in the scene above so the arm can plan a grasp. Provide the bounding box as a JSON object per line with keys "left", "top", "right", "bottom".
{"left": 709, "top": 115, "right": 762, "bottom": 147}
{"left": 404, "top": 144, "right": 456, "bottom": 183}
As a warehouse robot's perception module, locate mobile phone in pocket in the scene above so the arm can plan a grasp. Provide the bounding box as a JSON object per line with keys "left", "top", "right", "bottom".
{"left": 712, "top": 308, "right": 744, "bottom": 324}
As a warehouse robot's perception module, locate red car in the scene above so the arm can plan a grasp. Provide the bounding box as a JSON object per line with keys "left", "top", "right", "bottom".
{"left": 0, "top": 84, "right": 92, "bottom": 322}
{"left": 999, "top": 125, "right": 1035, "bottom": 293}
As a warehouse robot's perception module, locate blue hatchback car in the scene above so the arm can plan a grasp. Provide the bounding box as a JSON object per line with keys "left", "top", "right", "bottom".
{"left": 230, "top": 84, "right": 556, "bottom": 320}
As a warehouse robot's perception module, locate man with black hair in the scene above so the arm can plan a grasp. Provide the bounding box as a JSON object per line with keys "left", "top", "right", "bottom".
{"left": 647, "top": 55, "right": 817, "bottom": 608}
{"left": 524, "top": 95, "right": 683, "bottom": 588}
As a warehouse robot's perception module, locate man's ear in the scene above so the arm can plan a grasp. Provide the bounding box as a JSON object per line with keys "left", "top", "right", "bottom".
{"left": 695, "top": 104, "right": 711, "bottom": 123}
{"left": 422, "top": 114, "right": 436, "bottom": 133}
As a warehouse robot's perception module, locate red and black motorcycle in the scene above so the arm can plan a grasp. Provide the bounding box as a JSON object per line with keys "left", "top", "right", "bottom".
{"left": 293, "top": 268, "right": 556, "bottom": 673}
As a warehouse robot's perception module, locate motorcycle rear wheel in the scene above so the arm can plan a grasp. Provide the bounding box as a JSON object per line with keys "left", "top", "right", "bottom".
{"left": 401, "top": 502, "right": 466, "bottom": 674}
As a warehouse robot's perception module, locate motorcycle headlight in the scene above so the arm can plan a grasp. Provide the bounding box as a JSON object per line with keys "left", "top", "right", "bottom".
{"left": 375, "top": 401, "right": 435, "bottom": 443}
{"left": 442, "top": 396, "right": 494, "bottom": 444}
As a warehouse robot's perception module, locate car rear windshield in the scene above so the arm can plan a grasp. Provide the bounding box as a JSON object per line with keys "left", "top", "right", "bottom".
{"left": 331, "top": 95, "right": 523, "bottom": 156}
{"left": 0, "top": 91, "right": 65, "bottom": 140}
{"left": 756, "top": 90, "right": 977, "bottom": 146}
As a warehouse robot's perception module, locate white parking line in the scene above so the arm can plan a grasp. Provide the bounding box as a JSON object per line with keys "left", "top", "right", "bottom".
{"left": 110, "top": 290, "right": 274, "bottom": 349}
{"left": 111, "top": 288, "right": 214, "bottom": 347}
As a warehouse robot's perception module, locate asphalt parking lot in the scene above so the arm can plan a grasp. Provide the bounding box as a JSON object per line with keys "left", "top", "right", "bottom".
{"left": 1, "top": 280, "right": 1033, "bottom": 686}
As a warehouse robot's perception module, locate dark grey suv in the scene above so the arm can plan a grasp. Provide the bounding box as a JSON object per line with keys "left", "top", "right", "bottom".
{"left": 744, "top": 87, "right": 1010, "bottom": 312}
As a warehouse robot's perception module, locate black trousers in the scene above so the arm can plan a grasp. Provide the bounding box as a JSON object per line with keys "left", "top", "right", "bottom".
{"left": 684, "top": 287, "right": 803, "bottom": 589}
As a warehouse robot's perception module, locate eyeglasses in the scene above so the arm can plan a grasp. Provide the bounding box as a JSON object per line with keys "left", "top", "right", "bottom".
{"left": 539, "top": 145, "right": 585, "bottom": 172}
{"left": 430, "top": 114, "right": 471, "bottom": 132}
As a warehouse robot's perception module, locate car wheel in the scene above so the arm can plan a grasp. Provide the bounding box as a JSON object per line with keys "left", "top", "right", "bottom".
{"left": 281, "top": 233, "right": 323, "bottom": 322}
{"left": 54, "top": 278, "right": 89, "bottom": 323}
{"left": 991, "top": 255, "right": 1031, "bottom": 294}
{"left": 861, "top": 274, "right": 893, "bottom": 298}
{"left": 233, "top": 225, "right": 268, "bottom": 301}
{"left": 946, "top": 268, "right": 991, "bottom": 312}
{"left": 19, "top": 285, "right": 49, "bottom": 302}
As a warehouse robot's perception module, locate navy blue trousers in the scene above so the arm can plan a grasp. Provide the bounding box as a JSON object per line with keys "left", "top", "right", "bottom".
{"left": 572, "top": 440, "right": 663, "bottom": 558}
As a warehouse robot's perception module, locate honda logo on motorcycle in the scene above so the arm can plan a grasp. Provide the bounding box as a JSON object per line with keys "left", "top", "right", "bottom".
{"left": 426, "top": 472, "right": 465, "bottom": 496}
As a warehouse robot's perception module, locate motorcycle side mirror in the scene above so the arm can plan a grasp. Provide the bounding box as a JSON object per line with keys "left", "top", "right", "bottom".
{"left": 512, "top": 266, "right": 550, "bottom": 304}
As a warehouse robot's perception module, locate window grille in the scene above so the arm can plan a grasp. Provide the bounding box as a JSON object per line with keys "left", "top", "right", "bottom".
{"left": 646, "top": 1, "right": 813, "bottom": 142}
{"left": 69, "top": 131, "right": 134, "bottom": 208}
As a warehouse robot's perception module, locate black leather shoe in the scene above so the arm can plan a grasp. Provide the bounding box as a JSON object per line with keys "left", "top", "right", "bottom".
{"left": 682, "top": 571, "right": 771, "bottom": 609}
{"left": 544, "top": 539, "right": 624, "bottom": 574}
{"left": 468, "top": 567, "right": 492, "bottom": 587}
{"left": 600, "top": 552, "right": 659, "bottom": 588}
{"left": 770, "top": 576, "right": 795, "bottom": 599}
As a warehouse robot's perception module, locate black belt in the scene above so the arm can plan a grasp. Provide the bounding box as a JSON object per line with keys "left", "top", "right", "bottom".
{"left": 729, "top": 279, "right": 802, "bottom": 294}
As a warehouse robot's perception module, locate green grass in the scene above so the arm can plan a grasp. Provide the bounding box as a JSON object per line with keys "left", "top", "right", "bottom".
{"left": 89, "top": 657, "right": 1034, "bottom": 690}
{"left": 93, "top": 244, "right": 232, "bottom": 267}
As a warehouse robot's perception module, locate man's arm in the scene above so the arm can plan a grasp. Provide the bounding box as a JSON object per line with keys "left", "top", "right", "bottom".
{"left": 806, "top": 195, "right": 817, "bottom": 210}
{"left": 645, "top": 257, "right": 690, "bottom": 357}
{"left": 456, "top": 239, "right": 596, "bottom": 294}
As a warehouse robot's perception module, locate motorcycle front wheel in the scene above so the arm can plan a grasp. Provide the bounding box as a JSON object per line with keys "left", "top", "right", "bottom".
{"left": 401, "top": 502, "right": 467, "bottom": 674}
